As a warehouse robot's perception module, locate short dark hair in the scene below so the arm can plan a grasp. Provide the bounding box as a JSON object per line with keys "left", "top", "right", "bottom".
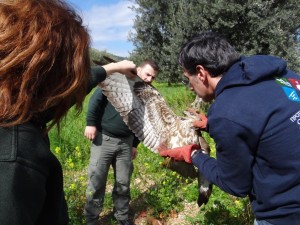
{"left": 140, "top": 59, "right": 160, "bottom": 73}
{"left": 178, "top": 31, "right": 240, "bottom": 77}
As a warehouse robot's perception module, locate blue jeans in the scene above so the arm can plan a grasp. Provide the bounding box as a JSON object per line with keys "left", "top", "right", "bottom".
{"left": 84, "top": 133, "right": 134, "bottom": 223}
{"left": 254, "top": 219, "right": 273, "bottom": 225}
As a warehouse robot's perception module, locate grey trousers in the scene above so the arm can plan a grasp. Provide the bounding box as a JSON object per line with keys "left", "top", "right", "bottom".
{"left": 84, "top": 133, "right": 134, "bottom": 223}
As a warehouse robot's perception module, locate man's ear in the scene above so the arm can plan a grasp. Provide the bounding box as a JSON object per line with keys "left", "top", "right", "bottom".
{"left": 195, "top": 65, "right": 207, "bottom": 82}
{"left": 136, "top": 66, "right": 141, "bottom": 75}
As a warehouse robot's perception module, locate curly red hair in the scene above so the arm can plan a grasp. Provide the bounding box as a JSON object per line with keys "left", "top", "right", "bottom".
{"left": 0, "top": 0, "right": 91, "bottom": 128}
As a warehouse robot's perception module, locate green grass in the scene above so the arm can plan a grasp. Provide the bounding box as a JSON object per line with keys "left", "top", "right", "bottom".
{"left": 153, "top": 82, "right": 196, "bottom": 115}
{"left": 49, "top": 84, "right": 254, "bottom": 225}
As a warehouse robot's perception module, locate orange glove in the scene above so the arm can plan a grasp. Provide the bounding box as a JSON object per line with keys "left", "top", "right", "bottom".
{"left": 187, "top": 108, "right": 208, "bottom": 130}
{"left": 158, "top": 143, "right": 201, "bottom": 164}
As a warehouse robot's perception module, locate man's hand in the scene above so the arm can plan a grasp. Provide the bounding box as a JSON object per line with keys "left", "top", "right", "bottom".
{"left": 187, "top": 108, "right": 208, "bottom": 130}
{"left": 158, "top": 143, "right": 201, "bottom": 164}
{"left": 84, "top": 126, "right": 97, "bottom": 141}
{"left": 132, "top": 147, "right": 137, "bottom": 160}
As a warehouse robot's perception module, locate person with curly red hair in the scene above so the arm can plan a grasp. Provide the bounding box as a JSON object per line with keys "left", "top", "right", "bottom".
{"left": 0, "top": 1, "right": 136, "bottom": 224}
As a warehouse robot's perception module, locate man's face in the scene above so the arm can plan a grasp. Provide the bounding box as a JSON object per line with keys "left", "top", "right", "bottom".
{"left": 183, "top": 69, "right": 214, "bottom": 102}
{"left": 137, "top": 64, "right": 157, "bottom": 84}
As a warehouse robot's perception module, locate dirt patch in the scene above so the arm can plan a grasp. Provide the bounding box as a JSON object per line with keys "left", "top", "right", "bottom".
{"left": 132, "top": 201, "right": 199, "bottom": 225}
{"left": 97, "top": 198, "right": 200, "bottom": 225}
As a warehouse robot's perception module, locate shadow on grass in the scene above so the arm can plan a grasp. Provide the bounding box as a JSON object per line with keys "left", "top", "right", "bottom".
{"left": 97, "top": 191, "right": 150, "bottom": 225}
{"left": 98, "top": 193, "right": 254, "bottom": 225}
{"left": 197, "top": 200, "right": 254, "bottom": 225}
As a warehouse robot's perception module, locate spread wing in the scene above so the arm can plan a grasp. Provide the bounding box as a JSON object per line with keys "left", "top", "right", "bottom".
{"left": 99, "top": 73, "right": 201, "bottom": 153}
{"left": 99, "top": 73, "right": 212, "bottom": 206}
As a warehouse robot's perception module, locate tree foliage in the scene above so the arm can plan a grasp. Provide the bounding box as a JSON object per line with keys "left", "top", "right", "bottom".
{"left": 89, "top": 48, "right": 124, "bottom": 66}
{"left": 129, "top": 0, "right": 300, "bottom": 83}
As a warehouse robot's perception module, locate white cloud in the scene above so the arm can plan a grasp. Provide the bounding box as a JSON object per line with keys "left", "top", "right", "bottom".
{"left": 82, "top": 1, "right": 136, "bottom": 43}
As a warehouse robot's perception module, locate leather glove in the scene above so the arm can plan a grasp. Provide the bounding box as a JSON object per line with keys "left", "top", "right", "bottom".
{"left": 187, "top": 108, "right": 208, "bottom": 130}
{"left": 158, "top": 143, "right": 201, "bottom": 164}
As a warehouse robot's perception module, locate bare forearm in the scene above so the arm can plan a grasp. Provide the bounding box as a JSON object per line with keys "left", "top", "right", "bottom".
{"left": 102, "top": 60, "right": 137, "bottom": 77}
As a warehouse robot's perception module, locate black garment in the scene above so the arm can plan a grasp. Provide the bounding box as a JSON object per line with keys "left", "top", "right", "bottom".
{"left": 0, "top": 123, "right": 68, "bottom": 225}
{"left": 0, "top": 66, "right": 106, "bottom": 225}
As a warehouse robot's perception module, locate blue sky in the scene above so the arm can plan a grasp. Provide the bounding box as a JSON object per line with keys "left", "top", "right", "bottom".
{"left": 66, "top": 0, "right": 137, "bottom": 57}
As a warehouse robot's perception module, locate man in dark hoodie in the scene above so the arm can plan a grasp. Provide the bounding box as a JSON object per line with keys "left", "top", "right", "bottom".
{"left": 158, "top": 31, "right": 300, "bottom": 225}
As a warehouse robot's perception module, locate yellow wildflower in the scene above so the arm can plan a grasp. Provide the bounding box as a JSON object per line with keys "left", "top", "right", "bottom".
{"left": 55, "top": 147, "right": 61, "bottom": 154}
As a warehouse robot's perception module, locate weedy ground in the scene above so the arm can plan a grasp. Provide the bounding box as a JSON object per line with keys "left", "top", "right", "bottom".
{"left": 49, "top": 83, "right": 254, "bottom": 225}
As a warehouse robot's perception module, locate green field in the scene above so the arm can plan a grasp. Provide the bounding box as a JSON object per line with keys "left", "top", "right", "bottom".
{"left": 49, "top": 82, "right": 254, "bottom": 225}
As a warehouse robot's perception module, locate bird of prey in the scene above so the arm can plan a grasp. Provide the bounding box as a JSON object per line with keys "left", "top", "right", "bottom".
{"left": 99, "top": 72, "right": 212, "bottom": 207}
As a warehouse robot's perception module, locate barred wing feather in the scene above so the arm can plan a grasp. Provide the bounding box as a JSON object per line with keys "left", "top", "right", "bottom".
{"left": 99, "top": 73, "right": 212, "bottom": 207}
{"left": 99, "top": 73, "right": 200, "bottom": 152}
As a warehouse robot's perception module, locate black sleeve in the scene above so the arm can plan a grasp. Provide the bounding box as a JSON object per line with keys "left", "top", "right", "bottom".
{"left": 132, "top": 136, "right": 140, "bottom": 148}
{"left": 86, "top": 87, "right": 104, "bottom": 126}
{"left": 86, "top": 66, "right": 107, "bottom": 94}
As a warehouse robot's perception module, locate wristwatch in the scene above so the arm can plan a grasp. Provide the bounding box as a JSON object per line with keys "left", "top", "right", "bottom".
{"left": 191, "top": 149, "right": 207, "bottom": 160}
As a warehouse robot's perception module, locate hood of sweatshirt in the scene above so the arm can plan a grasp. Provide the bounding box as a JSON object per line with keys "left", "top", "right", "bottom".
{"left": 215, "top": 55, "right": 287, "bottom": 98}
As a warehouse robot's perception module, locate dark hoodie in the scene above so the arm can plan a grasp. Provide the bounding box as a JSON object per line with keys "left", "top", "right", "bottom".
{"left": 192, "top": 55, "right": 300, "bottom": 224}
